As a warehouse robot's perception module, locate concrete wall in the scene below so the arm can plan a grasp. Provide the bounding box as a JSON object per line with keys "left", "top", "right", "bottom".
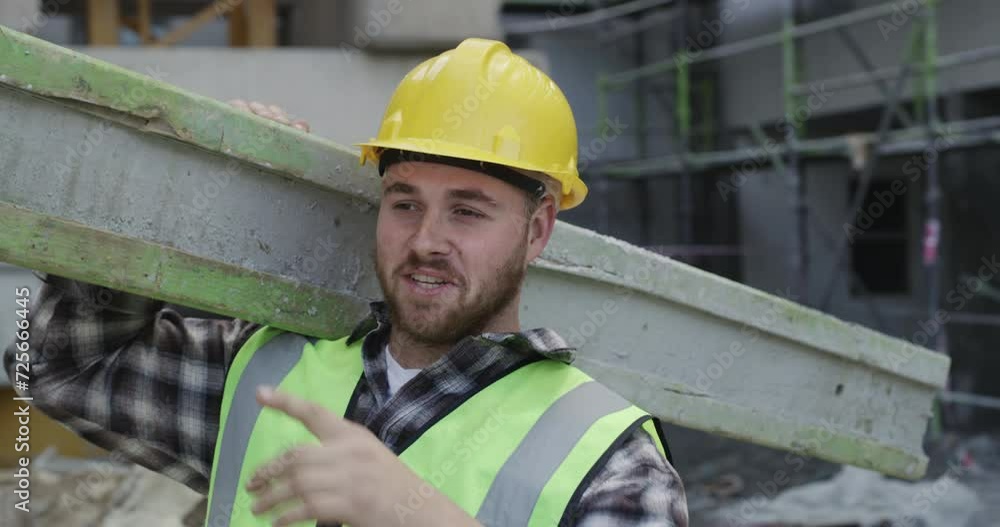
{"left": 289, "top": 0, "right": 505, "bottom": 50}
{"left": 0, "top": 0, "right": 38, "bottom": 34}
{"left": 78, "top": 47, "right": 428, "bottom": 144}
{"left": 356, "top": 0, "right": 503, "bottom": 50}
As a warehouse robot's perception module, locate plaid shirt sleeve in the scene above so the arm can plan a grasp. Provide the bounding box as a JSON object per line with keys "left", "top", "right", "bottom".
{"left": 573, "top": 428, "right": 689, "bottom": 526}
{"left": 2, "top": 274, "right": 260, "bottom": 494}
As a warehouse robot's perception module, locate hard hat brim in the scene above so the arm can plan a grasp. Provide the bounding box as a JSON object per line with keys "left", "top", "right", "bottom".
{"left": 355, "top": 138, "right": 587, "bottom": 210}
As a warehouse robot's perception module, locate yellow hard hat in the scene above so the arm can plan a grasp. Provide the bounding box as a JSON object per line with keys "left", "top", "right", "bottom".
{"left": 356, "top": 38, "right": 588, "bottom": 210}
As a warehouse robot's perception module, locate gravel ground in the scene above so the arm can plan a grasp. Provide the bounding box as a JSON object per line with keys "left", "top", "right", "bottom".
{"left": 925, "top": 433, "right": 1000, "bottom": 527}
{"left": 663, "top": 423, "right": 1000, "bottom": 527}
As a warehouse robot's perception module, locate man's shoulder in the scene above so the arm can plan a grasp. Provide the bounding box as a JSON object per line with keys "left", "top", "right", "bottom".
{"left": 572, "top": 426, "right": 688, "bottom": 526}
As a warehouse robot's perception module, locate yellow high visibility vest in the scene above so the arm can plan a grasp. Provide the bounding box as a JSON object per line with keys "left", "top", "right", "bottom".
{"left": 204, "top": 326, "right": 669, "bottom": 526}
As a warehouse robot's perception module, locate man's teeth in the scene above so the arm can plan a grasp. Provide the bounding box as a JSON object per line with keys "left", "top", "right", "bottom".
{"left": 411, "top": 274, "right": 446, "bottom": 286}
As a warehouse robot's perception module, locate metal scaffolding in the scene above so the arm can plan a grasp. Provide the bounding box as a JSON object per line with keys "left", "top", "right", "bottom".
{"left": 591, "top": 0, "right": 1000, "bottom": 329}
{"left": 510, "top": 0, "right": 1000, "bottom": 415}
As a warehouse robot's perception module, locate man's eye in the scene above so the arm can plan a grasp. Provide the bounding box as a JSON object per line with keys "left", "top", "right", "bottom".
{"left": 455, "top": 208, "right": 485, "bottom": 219}
{"left": 393, "top": 202, "right": 418, "bottom": 211}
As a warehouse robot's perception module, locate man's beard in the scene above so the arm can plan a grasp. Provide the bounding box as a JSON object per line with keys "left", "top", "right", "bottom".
{"left": 375, "top": 239, "right": 527, "bottom": 347}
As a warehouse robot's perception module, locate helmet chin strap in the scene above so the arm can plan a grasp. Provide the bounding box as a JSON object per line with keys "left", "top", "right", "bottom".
{"left": 377, "top": 149, "right": 546, "bottom": 201}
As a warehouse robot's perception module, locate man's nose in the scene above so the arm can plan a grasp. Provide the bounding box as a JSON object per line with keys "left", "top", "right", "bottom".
{"left": 409, "top": 209, "right": 451, "bottom": 258}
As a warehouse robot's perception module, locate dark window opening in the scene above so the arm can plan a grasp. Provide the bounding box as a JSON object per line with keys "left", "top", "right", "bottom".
{"left": 848, "top": 179, "right": 909, "bottom": 295}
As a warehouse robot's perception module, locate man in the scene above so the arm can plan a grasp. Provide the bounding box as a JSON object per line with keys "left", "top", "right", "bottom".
{"left": 4, "top": 39, "right": 687, "bottom": 526}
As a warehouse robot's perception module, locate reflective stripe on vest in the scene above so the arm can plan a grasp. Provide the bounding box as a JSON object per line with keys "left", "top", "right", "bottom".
{"left": 206, "top": 331, "right": 307, "bottom": 527}
{"left": 205, "top": 327, "right": 666, "bottom": 527}
{"left": 205, "top": 327, "right": 363, "bottom": 527}
{"left": 474, "top": 381, "right": 631, "bottom": 525}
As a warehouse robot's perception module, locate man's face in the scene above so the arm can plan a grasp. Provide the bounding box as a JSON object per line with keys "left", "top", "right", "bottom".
{"left": 375, "top": 161, "right": 552, "bottom": 345}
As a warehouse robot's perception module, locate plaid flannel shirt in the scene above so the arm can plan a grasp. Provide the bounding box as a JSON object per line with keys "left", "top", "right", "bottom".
{"left": 4, "top": 274, "right": 687, "bottom": 526}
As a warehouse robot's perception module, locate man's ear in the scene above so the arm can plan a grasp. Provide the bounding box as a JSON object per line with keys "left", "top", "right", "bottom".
{"left": 525, "top": 195, "right": 558, "bottom": 263}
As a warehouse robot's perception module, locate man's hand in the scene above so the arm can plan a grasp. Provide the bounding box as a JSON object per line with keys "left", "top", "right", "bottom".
{"left": 247, "top": 386, "right": 481, "bottom": 527}
{"left": 228, "top": 99, "right": 311, "bottom": 133}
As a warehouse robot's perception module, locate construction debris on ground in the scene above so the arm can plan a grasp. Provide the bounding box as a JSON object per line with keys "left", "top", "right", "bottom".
{"left": 674, "top": 427, "right": 1000, "bottom": 527}
{"left": 0, "top": 448, "right": 204, "bottom": 527}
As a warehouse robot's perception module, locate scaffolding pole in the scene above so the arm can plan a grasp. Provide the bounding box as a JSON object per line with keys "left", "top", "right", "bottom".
{"left": 676, "top": 0, "right": 693, "bottom": 258}
{"left": 603, "top": 0, "right": 912, "bottom": 87}
{"left": 834, "top": 26, "right": 915, "bottom": 127}
{"left": 598, "top": 2, "right": 1000, "bottom": 180}
{"left": 923, "top": 0, "right": 946, "bottom": 357}
{"left": 599, "top": 114, "right": 1000, "bottom": 177}
{"left": 790, "top": 44, "right": 1000, "bottom": 96}
{"left": 632, "top": 2, "right": 653, "bottom": 246}
{"left": 783, "top": 0, "right": 808, "bottom": 302}
{"left": 938, "top": 391, "right": 1000, "bottom": 411}
{"left": 817, "top": 19, "right": 924, "bottom": 311}
{"left": 506, "top": 0, "right": 675, "bottom": 35}
{"left": 750, "top": 125, "right": 891, "bottom": 332}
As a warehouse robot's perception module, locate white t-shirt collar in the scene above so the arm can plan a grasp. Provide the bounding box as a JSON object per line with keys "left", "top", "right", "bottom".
{"left": 384, "top": 344, "right": 422, "bottom": 398}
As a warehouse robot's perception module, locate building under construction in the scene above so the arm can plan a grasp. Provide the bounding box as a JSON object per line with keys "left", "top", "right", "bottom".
{"left": 506, "top": 0, "right": 1000, "bottom": 429}
{"left": 0, "top": 0, "right": 997, "bottom": 526}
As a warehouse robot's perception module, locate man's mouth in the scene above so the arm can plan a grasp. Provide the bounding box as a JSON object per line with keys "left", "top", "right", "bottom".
{"left": 401, "top": 269, "right": 459, "bottom": 295}
{"left": 410, "top": 273, "right": 449, "bottom": 289}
